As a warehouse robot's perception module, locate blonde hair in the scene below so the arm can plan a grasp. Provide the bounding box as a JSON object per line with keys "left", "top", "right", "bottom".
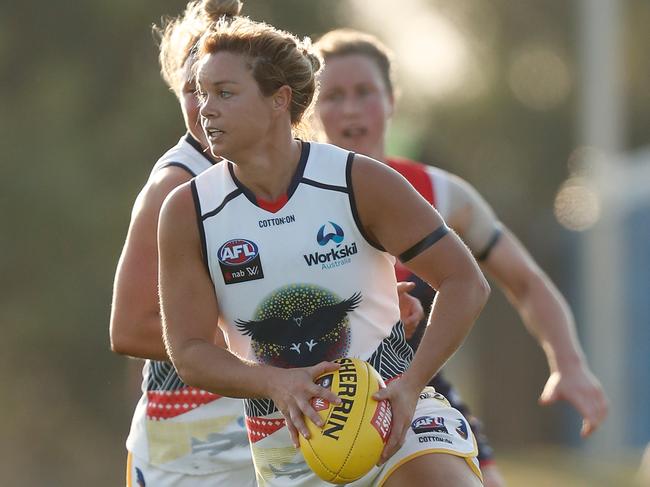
{"left": 155, "top": 0, "right": 243, "bottom": 95}
{"left": 195, "top": 16, "right": 321, "bottom": 135}
{"left": 315, "top": 28, "right": 397, "bottom": 99}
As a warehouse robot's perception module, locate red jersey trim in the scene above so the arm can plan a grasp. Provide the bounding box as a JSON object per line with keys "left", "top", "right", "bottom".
{"left": 246, "top": 416, "right": 286, "bottom": 443}
{"left": 146, "top": 386, "right": 221, "bottom": 420}
{"left": 257, "top": 193, "right": 288, "bottom": 213}
{"left": 386, "top": 157, "right": 436, "bottom": 206}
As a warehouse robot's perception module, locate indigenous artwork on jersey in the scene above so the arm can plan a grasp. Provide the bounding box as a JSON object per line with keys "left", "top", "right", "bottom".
{"left": 235, "top": 284, "right": 360, "bottom": 367}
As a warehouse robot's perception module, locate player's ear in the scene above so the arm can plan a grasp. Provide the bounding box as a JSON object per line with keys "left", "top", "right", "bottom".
{"left": 272, "top": 85, "right": 292, "bottom": 114}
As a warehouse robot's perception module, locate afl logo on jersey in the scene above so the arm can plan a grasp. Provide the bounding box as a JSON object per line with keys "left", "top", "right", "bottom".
{"left": 218, "top": 239, "right": 259, "bottom": 266}
{"left": 411, "top": 416, "right": 448, "bottom": 435}
{"left": 217, "top": 239, "right": 265, "bottom": 285}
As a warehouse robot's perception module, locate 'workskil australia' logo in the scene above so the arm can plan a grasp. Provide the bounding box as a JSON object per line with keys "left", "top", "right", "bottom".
{"left": 235, "top": 284, "right": 360, "bottom": 367}
{"left": 217, "top": 238, "right": 264, "bottom": 285}
{"left": 317, "top": 221, "right": 344, "bottom": 245}
{"left": 304, "top": 221, "right": 358, "bottom": 270}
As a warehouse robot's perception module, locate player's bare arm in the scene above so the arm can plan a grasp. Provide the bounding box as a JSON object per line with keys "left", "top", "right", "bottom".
{"left": 446, "top": 174, "right": 608, "bottom": 436}
{"left": 158, "top": 182, "right": 342, "bottom": 445}
{"left": 397, "top": 281, "right": 424, "bottom": 335}
{"left": 481, "top": 227, "right": 609, "bottom": 436}
{"left": 351, "top": 154, "right": 490, "bottom": 462}
{"left": 110, "top": 167, "right": 193, "bottom": 360}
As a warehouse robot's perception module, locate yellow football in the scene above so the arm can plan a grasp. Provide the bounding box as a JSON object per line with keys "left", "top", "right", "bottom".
{"left": 299, "top": 358, "right": 392, "bottom": 484}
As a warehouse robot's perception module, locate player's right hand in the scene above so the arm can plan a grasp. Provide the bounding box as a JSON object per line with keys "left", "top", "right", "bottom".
{"left": 372, "top": 375, "right": 420, "bottom": 464}
{"left": 269, "top": 361, "right": 342, "bottom": 447}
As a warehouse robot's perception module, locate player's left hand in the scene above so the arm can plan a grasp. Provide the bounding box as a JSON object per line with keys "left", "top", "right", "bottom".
{"left": 538, "top": 364, "right": 609, "bottom": 437}
{"left": 372, "top": 376, "right": 420, "bottom": 465}
{"left": 396, "top": 281, "right": 424, "bottom": 339}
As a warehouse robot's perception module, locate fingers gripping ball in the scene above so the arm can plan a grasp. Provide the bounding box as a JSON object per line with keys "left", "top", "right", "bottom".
{"left": 299, "top": 358, "right": 392, "bottom": 484}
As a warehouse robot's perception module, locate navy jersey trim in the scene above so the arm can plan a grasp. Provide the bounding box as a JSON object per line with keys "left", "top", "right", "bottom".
{"left": 201, "top": 189, "right": 243, "bottom": 221}
{"left": 475, "top": 227, "right": 502, "bottom": 262}
{"left": 287, "top": 141, "right": 310, "bottom": 196}
{"left": 184, "top": 133, "right": 218, "bottom": 165}
{"left": 190, "top": 180, "right": 209, "bottom": 270}
{"left": 227, "top": 141, "right": 310, "bottom": 211}
{"left": 300, "top": 178, "right": 348, "bottom": 193}
{"left": 158, "top": 162, "right": 197, "bottom": 177}
{"left": 345, "top": 152, "right": 386, "bottom": 252}
{"left": 398, "top": 224, "right": 450, "bottom": 263}
{"left": 228, "top": 162, "right": 258, "bottom": 207}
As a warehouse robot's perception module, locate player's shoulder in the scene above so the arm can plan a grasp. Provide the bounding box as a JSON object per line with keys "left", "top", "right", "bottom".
{"left": 350, "top": 153, "right": 421, "bottom": 201}
{"left": 304, "top": 141, "right": 353, "bottom": 171}
{"left": 152, "top": 136, "right": 193, "bottom": 169}
{"left": 386, "top": 156, "right": 452, "bottom": 181}
{"left": 140, "top": 164, "right": 194, "bottom": 208}
{"left": 151, "top": 134, "right": 216, "bottom": 179}
{"left": 388, "top": 157, "right": 478, "bottom": 199}
{"left": 297, "top": 141, "right": 356, "bottom": 188}
{"left": 129, "top": 161, "right": 194, "bottom": 222}
{"left": 352, "top": 153, "right": 402, "bottom": 183}
{"left": 142, "top": 135, "right": 213, "bottom": 203}
{"left": 157, "top": 180, "right": 200, "bottom": 249}
{"left": 160, "top": 179, "right": 195, "bottom": 222}
{"left": 307, "top": 140, "right": 351, "bottom": 158}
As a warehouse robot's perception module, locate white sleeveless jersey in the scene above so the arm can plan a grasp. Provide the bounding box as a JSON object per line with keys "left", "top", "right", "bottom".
{"left": 126, "top": 134, "right": 252, "bottom": 476}
{"left": 192, "top": 141, "right": 413, "bottom": 418}
{"left": 148, "top": 134, "right": 215, "bottom": 178}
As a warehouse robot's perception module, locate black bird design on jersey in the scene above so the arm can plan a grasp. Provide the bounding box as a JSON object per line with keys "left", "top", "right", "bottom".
{"left": 235, "top": 292, "right": 362, "bottom": 366}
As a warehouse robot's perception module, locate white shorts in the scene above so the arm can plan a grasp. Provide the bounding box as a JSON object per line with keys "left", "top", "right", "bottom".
{"left": 248, "top": 387, "right": 482, "bottom": 486}
{"left": 126, "top": 452, "right": 257, "bottom": 487}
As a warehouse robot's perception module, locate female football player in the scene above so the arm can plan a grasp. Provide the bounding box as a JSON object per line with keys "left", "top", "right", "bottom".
{"left": 159, "top": 15, "right": 490, "bottom": 486}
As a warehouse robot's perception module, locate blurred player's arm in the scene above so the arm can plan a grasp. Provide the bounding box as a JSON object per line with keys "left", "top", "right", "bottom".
{"left": 352, "top": 155, "right": 490, "bottom": 462}
{"left": 445, "top": 173, "right": 609, "bottom": 437}
{"left": 109, "top": 167, "right": 193, "bottom": 361}
{"left": 396, "top": 281, "right": 424, "bottom": 334}
{"left": 158, "top": 183, "right": 341, "bottom": 445}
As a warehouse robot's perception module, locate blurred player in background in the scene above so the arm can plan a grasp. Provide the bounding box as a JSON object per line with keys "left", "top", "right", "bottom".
{"left": 109, "top": 2, "right": 258, "bottom": 486}
{"left": 159, "top": 14, "right": 489, "bottom": 486}
{"left": 314, "top": 28, "right": 609, "bottom": 487}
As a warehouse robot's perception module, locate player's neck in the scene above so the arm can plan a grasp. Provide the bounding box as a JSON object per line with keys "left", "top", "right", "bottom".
{"left": 231, "top": 134, "right": 302, "bottom": 201}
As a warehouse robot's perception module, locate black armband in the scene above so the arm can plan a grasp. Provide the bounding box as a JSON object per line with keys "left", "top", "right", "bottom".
{"left": 475, "top": 228, "right": 503, "bottom": 262}
{"left": 398, "top": 225, "right": 450, "bottom": 262}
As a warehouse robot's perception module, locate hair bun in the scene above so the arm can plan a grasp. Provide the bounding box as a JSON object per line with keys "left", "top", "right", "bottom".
{"left": 297, "top": 37, "right": 322, "bottom": 74}
{"left": 305, "top": 51, "right": 322, "bottom": 73}
{"left": 202, "top": 0, "right": 243, "bottom": 21}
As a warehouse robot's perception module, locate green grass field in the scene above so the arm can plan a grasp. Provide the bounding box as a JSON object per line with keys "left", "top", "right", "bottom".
{"left": 496, "top": 446, "right": 644, "bottom": 486}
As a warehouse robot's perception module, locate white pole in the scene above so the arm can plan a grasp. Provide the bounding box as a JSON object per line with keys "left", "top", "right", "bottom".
{"left": 578, "top": 0, "right": 625, "bottom": 452}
